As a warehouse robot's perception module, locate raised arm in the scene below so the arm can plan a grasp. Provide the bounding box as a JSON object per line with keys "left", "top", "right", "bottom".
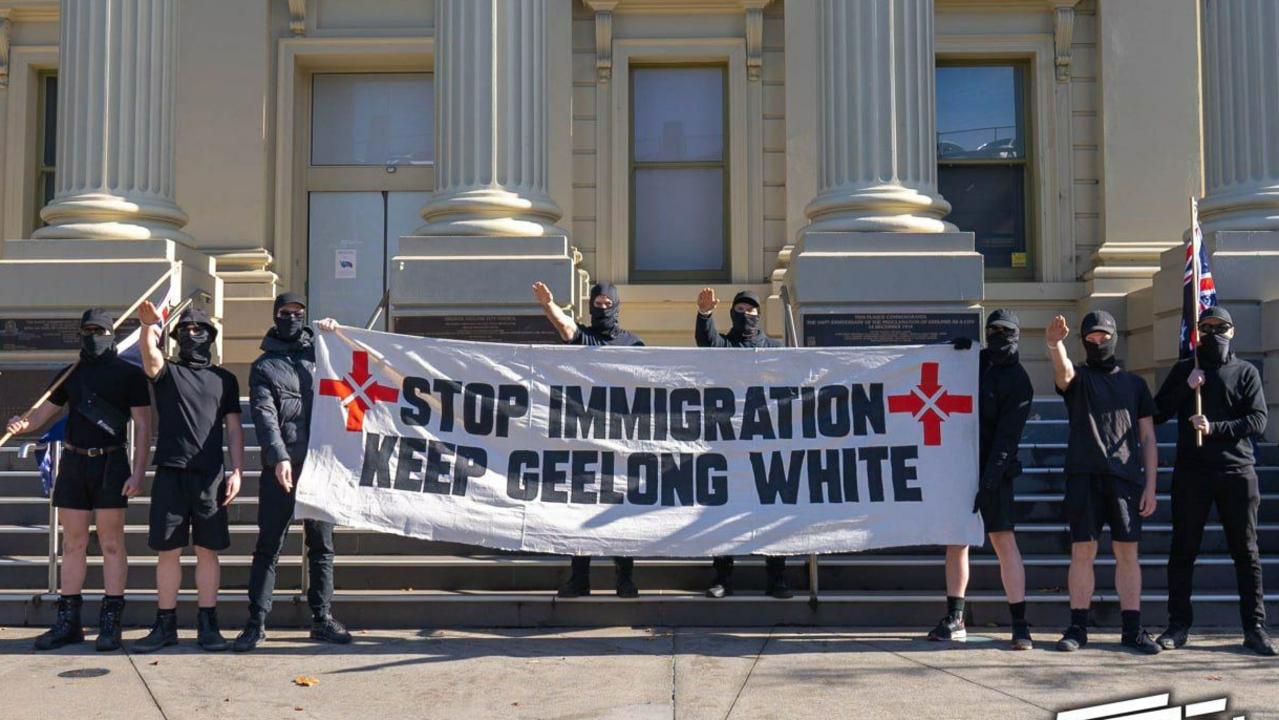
{"left": 137, "top": 300, "right": 166, "bottom": 379}
{"left": 695, "top": 287, "right": 727, "bottom": 348}
{"left": 532, "top": 282, "right": 577, "bottom": 343}
{"left": 1045, "top": 314, "right": 1075, "bottom": 392}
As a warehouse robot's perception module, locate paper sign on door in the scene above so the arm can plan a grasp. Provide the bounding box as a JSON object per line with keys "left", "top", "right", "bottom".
{"left": 335, "top": 249, "right": 357, "bottom": 279}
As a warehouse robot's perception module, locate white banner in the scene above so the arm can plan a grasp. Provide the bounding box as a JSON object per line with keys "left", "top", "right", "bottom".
{"left": 295, "top": 328, "right": 984, "bottom": 556}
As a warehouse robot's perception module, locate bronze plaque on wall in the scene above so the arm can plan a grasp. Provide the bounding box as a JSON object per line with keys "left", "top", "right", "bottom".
{"left": 392, "top": 315, "right": 563, "bottom": 344}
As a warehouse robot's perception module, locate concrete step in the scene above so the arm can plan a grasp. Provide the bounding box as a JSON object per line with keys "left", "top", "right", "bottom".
{"left": 2, "top": 589, "right": 1275, "bottom": 629}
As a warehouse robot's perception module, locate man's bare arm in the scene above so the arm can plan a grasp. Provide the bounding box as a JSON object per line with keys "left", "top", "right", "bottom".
{"left": 532, "top": 282, "right": 577, "bottom": 342}
{"left": 1045, "top": 314, "right": 1075, "bottom": 391}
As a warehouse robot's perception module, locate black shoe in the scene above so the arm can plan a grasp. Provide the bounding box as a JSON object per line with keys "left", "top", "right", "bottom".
{"left": 311, "top": 616, "right": 353, "bottom": 644}
{"left": 927, "top": 615, "right": 967, "bottom": 641}
{"left": 233, "top": 620, "right": 266, "bottom": 653}
{"left": 197, "top": 608, "right": 228, "bottom": 652}
{"left": 1010, "top": 622, "right": 1033, "bottom": 651}
{"left": 706, "top": 576, "right": 732, "bottom": 599}
{"left": 1243, "top": 626, "right": 1278, "bottom": 657}
{"left": 557, "top": 573, "right": 590, "bottom": 598}
{"left": 1156, "top": 625, "right": 1189, "bottom": 650}
{"left": 34, "top": 596, "right": 84, "bottom": 651}
{"left": 133, "top": 612, "right": 179, "bottom": 654}
{"left": 765, "top": 577, "right": 794, "bottom": 600}
{"left": 95, "top": 597, "right": 126, "bottom": 652}
{"left": 1056, "top": 625, "right": 1088, "bottom": 652}
{"left": 1121, "top": 628, "right": 1162, "bottom": 655}
{"left": 615, "top": 575, "right": 639, "bottom": 599}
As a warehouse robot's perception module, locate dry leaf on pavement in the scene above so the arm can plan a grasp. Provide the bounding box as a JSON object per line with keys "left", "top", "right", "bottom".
{"left": 294, "top": 675, "right": 319, "bottom": 687}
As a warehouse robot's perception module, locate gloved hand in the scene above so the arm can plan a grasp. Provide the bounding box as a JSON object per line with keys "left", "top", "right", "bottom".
{"left": 952, "top": 336, "right": 973, "bottom": 350}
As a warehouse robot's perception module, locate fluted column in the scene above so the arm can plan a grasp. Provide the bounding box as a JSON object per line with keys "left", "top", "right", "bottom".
{"left": 1199, "top": 0, "right": 1279, "bottom": 233}
{"left": 803, "top": 0, "right": 953, "bottom": 233}
{"left": 34, "top": 0, "right": 190, "bottom": 243}
{"left": 419, "top": 0, "right": 564, "bottom": 237}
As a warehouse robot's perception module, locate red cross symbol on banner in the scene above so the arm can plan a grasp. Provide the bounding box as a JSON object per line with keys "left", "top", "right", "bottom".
{"left": 319, "top": 350, "right": 400, "bottom": 432}
{"left": 887, "top": 361, "right": 973, "bottom": 447}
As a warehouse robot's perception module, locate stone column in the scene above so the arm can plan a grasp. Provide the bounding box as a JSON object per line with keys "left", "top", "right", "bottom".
{"left": 804, "top": 0, "right": 953, "bottom": 234}
{"left": 418, "top": 0, "right": 564, "bottom": 237}
{"left": 1199, "top": 0, "right": 1279, "bottom": 233}
{"left": 34, "top": 0, "right": 191, "bottom": 243}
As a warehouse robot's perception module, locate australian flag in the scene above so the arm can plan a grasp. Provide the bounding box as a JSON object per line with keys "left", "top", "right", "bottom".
{"left": 1179, "top": 197, "right": 1217, "bottom": 359}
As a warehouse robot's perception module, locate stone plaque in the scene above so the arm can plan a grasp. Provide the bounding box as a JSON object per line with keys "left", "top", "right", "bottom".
{"left": 393, "top": 314, "right": 563, "bottom": 344}
{"left": 0, "top": 318, "right": 141, "bottom": 352}
{"left": 803, "top": 312, "right": 980, "bottom": 347}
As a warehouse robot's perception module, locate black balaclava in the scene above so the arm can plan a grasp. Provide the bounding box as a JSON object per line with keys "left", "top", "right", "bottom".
{"left": 1196, "top": 305, "right": 1234, "bottom": 368}
{"left": 729, "top": 290, "right": 762, "bottom": 342}
{"left": 272, "top": 291, "right": 307, "bottom": 342}
{"left": 79, "top": 308, "right": 117, "bottom": 364}
{"left": 171, "top": 308, "right": 217, "bottom": 369}
{"left": 589, "top": 282, "right": 621, "bottom": 338}
{"left": 984, "top": 308, "right": 1020, "bottom": 366}
{"left": 1080, "top": 310, "right": 1118, "bottom": 371}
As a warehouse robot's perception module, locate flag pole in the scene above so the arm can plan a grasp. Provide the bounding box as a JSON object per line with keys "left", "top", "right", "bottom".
{"left": 780, "top": 284, "right": 820, "bottom": 604}
{"left": 0, "top": 264, "right": 179, "bottom": 449}
{"left": 1191, "top": 197, "right": 1204, "bottom": 448}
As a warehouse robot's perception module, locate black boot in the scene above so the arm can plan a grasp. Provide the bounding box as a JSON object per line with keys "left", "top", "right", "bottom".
{"left": 765, "top": 566, "right": 793, "bottom": 600}
{"left": 95, "top": 596, "right": 126, "bottom": 652}
{"left": 133, "top": 610, "right": 178, "bottom": 654}
{"left": 34, "top": 595, "right": 84, "bottom": 651}
{"left": 1243, "top": 625, "right": 1277, "bottom": 657}
{"left": 557, "top": 558, "right": 591, "bottom": 598}
{"left": 233, "top": 617, "right": 266, "bottom": 653}
{"left": 197, "top": 607, "right": 228, "bottom": 652}
{"left": 615, "top": 558, "right": 639, "bottom": 599}
{"left": 311, "top": 615, "right": 353, "bottom": 644}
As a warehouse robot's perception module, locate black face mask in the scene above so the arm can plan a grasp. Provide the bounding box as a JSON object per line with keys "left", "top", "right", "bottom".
{"left": 1083, "top": 335, "right": 1117, "bottom": 371}
{"left": 1196, "top": 333, "right": 1231, "bottom": 367}
{"left": 80, "top": 332, "right": 116, "bottom": 363}
{"left": 730, "top": 308, "right": 760, "bottom": 340}
{"left": 274, "top": 314, "right": 305, "bottom": 341}
{"left": 177, "top": 328, "right": 213, "bottom": 368}
{"left": 985, "top": 327, "right": 1019, "bottom": 363}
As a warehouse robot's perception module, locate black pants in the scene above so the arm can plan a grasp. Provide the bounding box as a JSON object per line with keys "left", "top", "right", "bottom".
{"left": 712, "top": 556, "right": 785, "bottom": 583}
{"left": 246, "top": 462, "right": 336, "bottom": 622}
{"left": 570, "top": 556, "right": 633, "bottom": 578}
{"left": 1167, "top": 465, "right": 1266, "bottom": 629}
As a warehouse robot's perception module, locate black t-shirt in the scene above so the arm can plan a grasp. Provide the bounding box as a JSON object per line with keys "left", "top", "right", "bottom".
{"left": 1057, "top": 363, "right": 1155, "bottom": 484}
{"left": 48, "top": 356, "right": 151, "bottom": 448}
{"left": 151, "top": 361, "right": 241, "bottom": 472}
{"left": 569, "top": 325, "right": 645, "bottom": 347}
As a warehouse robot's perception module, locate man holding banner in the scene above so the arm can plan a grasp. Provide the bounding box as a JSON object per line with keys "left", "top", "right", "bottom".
{"left": 533, "top": 280, "right": 644, "bottom": 598}
{"left": 1153, "top": 306, "right": 1274, "bottom": 656}
{"left": 694, "top": 287, "right": 792, "bottom": 599}
{"left": 5, "top": 308, "right": 152, "bottom": 651}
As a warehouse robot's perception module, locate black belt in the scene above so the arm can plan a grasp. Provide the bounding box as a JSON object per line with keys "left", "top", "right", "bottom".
{"left": 63, "top": 443, "right": 124, "bottom": 458}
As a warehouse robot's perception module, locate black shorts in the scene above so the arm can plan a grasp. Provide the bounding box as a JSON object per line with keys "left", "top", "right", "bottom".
{"left": 1065, "top": 473, "right": 1143, "bottom": 543}
{"left": 148, "top": 466, "right": 230, "bottom": 551}
{"left": 978, "top": 479, "right": 1016, "bottom": 533}
{"left": 52, "top": 451, "right": 130, "bottom": 511}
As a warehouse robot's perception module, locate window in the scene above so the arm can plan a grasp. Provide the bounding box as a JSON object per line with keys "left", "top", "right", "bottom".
{"left": 629, "top": 65, "right": 729, "bottom": 281}
{"left": 311, "top": 73, "right": 433, "bottom": 166}
{"left": 936, "top": 63, "right": 1031, "bottom": 278}
{"left": 35, "top": 72, "right": 57, "bottom": 228}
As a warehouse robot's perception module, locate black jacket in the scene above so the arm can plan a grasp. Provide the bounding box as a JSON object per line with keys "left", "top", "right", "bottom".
{"left": 695, "top": 313, "right": 782, "bottom": 348}
{"left": 249, "top": 327, "right": 316, "bottom": 467}
{"left": 1154, "top": 355, "right": 1267, "bottom": 468}
{"left": 978, "top": 348, "right": 1034, "bottom": 490}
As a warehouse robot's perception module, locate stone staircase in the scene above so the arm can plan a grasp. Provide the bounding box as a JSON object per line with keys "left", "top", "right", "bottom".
{"left": 1, "top": 398, "right": 1275, "bottom": 629}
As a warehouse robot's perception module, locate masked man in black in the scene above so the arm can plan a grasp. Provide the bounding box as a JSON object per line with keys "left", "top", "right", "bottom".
{"left": 133, "top": 305, "right": 244, "bottom": 653}
{"left": 533, "top": 280, "right": 644, "bottom": 597}
{"left": 233, "top": 293, "right": 351, "bottom": 652}
{"left": 6, "top": 309, "right": 152, "bottom": 651}
{"left": 1046, "top": 310, "right": 1160, "bottom": 654}
{"left": 694, "top": 287, "right": 792, "bottom": 599}
{"left": 927, "top": 310, "right": 1034, "bottom": 648}
{"left": 1152, "top": 306, "right": 1275, "bottom": 656}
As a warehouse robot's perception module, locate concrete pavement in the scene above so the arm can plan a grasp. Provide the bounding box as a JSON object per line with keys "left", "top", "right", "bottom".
{"left": 0, "top": 627, "right": 1275, "bottom": 720}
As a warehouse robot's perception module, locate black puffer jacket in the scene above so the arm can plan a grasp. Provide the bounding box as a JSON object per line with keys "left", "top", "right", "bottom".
{"left": 249, "top": 327, "right": 315, "bottom": 467}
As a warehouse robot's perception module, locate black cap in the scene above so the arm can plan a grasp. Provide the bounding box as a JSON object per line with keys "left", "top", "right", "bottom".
{"left": 1080, "top": 309, "right": 1117, "bottom": 336}
{"left": 80, "top": 308, "right": 115, "bottom": 331}
{"left": 1200, "top": 305, "right": 1233, "bottom": 325}
{"left": 985, "top": 308, "right": 1019, "bottom": 330}
{"left": 732, "top": 290, "right": 761, "bottom": 309}
{"left": 273, "top": 292, "right": 307, "bottom": 314}
{"left": 170, "top": 307, "right": 218, "bottom": 340}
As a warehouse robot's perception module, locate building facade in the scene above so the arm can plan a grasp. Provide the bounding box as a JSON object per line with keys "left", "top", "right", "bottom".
{"left": 0, "top": 0, "right": 1276, "bottom": 431}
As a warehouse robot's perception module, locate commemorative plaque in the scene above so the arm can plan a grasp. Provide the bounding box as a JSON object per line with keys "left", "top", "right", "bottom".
{"left": 803, "top": 312, "right": 980, "bottom": 348}
{"left": 0, "top": 318, "right": 141, "bottom": 352}
{"left": 393, "top": 314, "right": 563, "bottom": 344}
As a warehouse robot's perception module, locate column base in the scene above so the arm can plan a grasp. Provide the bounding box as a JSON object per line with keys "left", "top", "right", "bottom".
{"left": 388, "top": 235, "right": 579, "bottom": 343}
{"left": 784, "top": 231, "right": 984, "bottom": 346}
